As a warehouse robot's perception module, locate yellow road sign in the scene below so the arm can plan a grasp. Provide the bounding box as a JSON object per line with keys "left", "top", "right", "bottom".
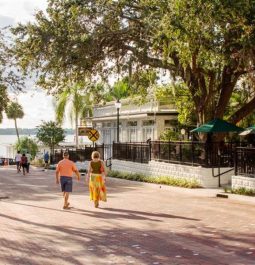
{"left": 88, "top": 129, "right": 100, "bottom": 142}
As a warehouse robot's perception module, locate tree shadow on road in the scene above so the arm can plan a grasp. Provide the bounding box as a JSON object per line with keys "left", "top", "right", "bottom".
{"left": 0, "top": 168, "right": 160, "bottom": 203}
{"left": 0, "top": 212, "right": 254, "bottom": 265}
{"left": 1, "top": 200, "right": 199, "bottom": 222}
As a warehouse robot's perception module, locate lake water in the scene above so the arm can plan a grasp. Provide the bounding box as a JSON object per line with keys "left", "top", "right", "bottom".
{"left": 0, "top": 135, "right": 89, "bottom": 157}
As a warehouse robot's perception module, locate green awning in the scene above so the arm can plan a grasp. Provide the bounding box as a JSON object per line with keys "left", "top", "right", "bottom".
{"left": 191, "top": 119, "right": 243, "bottom": 133}
{"left": 239, "top": 125, "right": 255, "bottom": 136}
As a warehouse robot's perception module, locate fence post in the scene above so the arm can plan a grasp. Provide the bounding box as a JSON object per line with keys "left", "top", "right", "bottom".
{"left": 168, "top": 140, "right": 170, "bottom": 162}
{"left": 179, "top": 142, "right": 182, "bottom": 163}
{"left": 149, "top": 141, "right": 151, "bottom": 161}
{"left": 191, "top": 141, "right": 194, "bottom": 166}
{"left": 141, "top": 142, "right": 143, "bottom": 163}
{"left": 158, "top": 141, "right": 161, "bottom": 160}
{"left": 234, "top": 147, "right": 238, "bottom": 176}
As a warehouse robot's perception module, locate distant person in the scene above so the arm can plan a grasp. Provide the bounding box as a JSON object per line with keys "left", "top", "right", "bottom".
{"left": 15, "top": 151, "right": 22, "bottom": 173}
{"left": 20, "top": 154, "right": 28, "bottom": 176}
{"left": 26, "top": 151, "right": 32, "bottom": 173}
{"left": 44, "top": 151, "right": 49, "bottom": 169}
{"left": 55, "top": 151, "right": 80, "bottom": 209}
{"left": 86, "top": 151, "right": 107, "bottom": 208}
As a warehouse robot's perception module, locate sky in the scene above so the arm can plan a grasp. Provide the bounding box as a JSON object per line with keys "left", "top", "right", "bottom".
{"left": 0, "top": 0, "right": 65, "bottom": 129}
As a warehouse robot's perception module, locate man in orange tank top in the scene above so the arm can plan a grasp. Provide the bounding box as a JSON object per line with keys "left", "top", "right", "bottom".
{"left": 56, "top": 151, "right": 80, "bottom": 209}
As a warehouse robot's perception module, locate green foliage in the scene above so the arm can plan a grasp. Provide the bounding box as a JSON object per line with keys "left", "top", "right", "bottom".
{"left": 36, "top": 121, "right": 65, "bottom": 150}
{"left": 15, "top": 136, "right": 38, "bottom": 158}
{"left": 108, "top": 170, "right": 201, "bottom": 188}
{"left": 224, "top": 187, "right": 255, "bottom": 197}
{"left": 0, "top": 85, "right": 8, "bottom": 123}
{"left": 56, "top": 83, "right": 92, "bottom": 124}
{"left": 31, "top": 158, "right": 44, "bottom": 167}
{"left": 5, "top": 101, "right": 24, "bottom": 141}
{"left": 160, "top": 129, "right": 180, "bottom": 141}
{"left": 106, "top": 80, "right": 130, "bottom": 101}
{"left": 5, "top": 101, "right": 24, "bottom": 120}
{"left": 156, "top": 82, "right": 197, "bottom": 126}
{"left": 55, "top": 83, "right": 92, "bottom": 147}
{"left": 0, "top": 30, "right": 24, "bottom": 121}
{"left": 11, "top": 0, "right": 255, "bottom": 125}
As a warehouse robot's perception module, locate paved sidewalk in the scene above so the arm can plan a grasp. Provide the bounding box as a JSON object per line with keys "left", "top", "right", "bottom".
{"left": 0, "top": 166, "right": 254, "bottom": 265}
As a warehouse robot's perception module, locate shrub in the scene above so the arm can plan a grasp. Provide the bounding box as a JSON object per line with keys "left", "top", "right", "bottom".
{"left": 31, "top": 158, "right": 44, "bottom": 167}
{"left": 224, "top": 187, "right": 255, "bottom": 196}
{"left": 108, "top": 170, "right": 201, "bottom": 188}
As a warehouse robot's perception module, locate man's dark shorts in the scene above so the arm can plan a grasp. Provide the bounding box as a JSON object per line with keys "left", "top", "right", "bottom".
{"left": 60, "top": 176, "right": 73, "bottom": 192}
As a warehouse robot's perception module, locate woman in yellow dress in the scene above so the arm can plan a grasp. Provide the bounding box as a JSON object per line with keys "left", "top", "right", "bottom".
{"left": 87, "top": 151, "right": 107, "bottom": 208}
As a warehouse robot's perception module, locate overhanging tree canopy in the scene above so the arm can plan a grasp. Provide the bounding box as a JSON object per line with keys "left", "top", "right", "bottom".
{"left": 12, "top": 0, "right": 255, "bottom": 125}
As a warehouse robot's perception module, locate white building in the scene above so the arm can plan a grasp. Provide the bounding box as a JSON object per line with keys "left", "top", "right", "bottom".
{"left": 92, "top": 99, "right": 178, "bottom": 144}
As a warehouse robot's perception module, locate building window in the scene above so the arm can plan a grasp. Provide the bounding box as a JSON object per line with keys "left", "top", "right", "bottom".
{"left": 127, "top": 121, "right": 138, "bottom": 141}
{"left": 143, "top": 127, "right": 154, "bottom": 141}
{"left": 127, "top": 121, "right": 137, "bottom": 127}
{"left": 128, "top": 128, "right": 137, "bottom": 142}
{"left": 143, "top": 120, "right": 155, "bottom": 126}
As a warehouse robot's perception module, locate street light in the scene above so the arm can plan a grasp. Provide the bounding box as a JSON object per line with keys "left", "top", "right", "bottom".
{"left": 115, "top": 99, "right": 122, "bottom": 142}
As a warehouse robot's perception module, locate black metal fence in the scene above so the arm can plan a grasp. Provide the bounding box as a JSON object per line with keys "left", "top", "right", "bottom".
{"left": 51, "top": 144, "right": 105, "bottom": 164}
{"left": 49, "top": 141, "right": 255, "bottom": 177}
{"left": 235, "top": 147, "right": 255, "bottom": 176}
{"left": 113, "top": 142, "right": 150, "bottom": 163}
{"left": 112, "top": 141, "right": 237, "bottom": 167}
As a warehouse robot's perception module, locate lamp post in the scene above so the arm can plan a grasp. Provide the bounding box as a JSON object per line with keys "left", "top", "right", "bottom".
{"left": 115, "top": 100, "right": 122, "bottom": 142}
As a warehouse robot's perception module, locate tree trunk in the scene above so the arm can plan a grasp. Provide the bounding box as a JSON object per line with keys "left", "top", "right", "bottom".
{"left": 14, "top": 118, "right": 20, "bottom": 143}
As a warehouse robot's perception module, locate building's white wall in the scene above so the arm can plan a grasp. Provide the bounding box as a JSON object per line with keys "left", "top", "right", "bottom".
{"left": 93, "top": 100, "right": 178, "bottom": 144}
{"left": 111, "top": 159, "right": 233, "bottom": 188}
{"left": 232, "top": 176, "right": 255, "bottom": 190}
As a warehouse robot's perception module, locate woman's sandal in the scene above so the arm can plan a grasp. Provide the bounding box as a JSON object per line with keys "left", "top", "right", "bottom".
{"left": 63, "top": 202, "right": 70, "bottom": 209}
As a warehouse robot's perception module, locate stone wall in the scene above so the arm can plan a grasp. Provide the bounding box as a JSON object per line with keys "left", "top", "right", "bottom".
{"left": 111, "top": 159, "right": 233, "bottom": 188}
{"left": 232, "top": 176, "right": 255, "bottom": 190}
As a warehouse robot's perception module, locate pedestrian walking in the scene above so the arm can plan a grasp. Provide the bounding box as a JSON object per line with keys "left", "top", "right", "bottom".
{"left": 86, "top": 151, "right": 107, "bottom": 208}
{"left": 15, "top": 151, "right": 22, "bottom": 173}
{"left": 44, "top": 151, "right": 49, "bottom": 169}
{"left": 55, "top": 151, "right": 80, "bottom": 209}
{"left": 26, "top": 151, "right": 32, "bottom": 173}
{"left": 20, "top": 154, "right": 28, "bottom": 176}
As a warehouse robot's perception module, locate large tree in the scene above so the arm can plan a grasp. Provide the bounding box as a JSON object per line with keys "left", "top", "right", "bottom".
{"left": 12, "top": 0, "right": 255, "bottom": 125}
{"left": 5, "top": 101, "right": 24, "bottom": 142}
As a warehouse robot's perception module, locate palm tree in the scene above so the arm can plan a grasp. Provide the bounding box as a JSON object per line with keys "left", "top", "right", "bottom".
{"left": 109, "top": 80, "right": 129, "bottom": 101}
{"left": 55, "top": 83, "right": 91, "bottom": 148}
{"left": 5, "top": 101, "right": 24, "bottom": 143}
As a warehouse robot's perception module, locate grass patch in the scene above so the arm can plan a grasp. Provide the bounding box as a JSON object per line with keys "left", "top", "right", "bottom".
{"left": 224, "top": 187, "right": 255, "bottom": 196}
{"left": 108, "top": 170, "right": 201, "bottom": 188}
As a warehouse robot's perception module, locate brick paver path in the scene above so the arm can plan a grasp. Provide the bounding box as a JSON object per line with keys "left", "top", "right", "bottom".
{"left": 0, "top": 166, "right": 254, "bottom": 265}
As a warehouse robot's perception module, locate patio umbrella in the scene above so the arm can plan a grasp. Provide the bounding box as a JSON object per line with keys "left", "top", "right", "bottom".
{"left": 239, "top": 125, "right": 255, "bottom": 136}
{"left": 191, "top": 118, "right": 243, "bottom": 133}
